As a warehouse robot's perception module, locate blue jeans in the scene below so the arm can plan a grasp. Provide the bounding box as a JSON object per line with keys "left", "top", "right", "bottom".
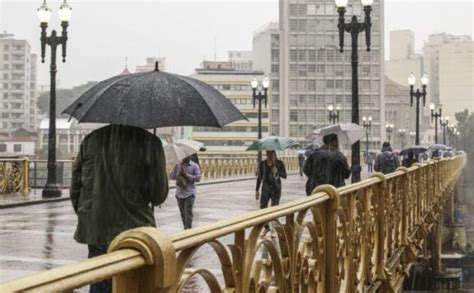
{"left": 88, "top": 245, "right": 111, "bottom": 293}
{"left": 177, "top": 195, "right": 195, "bottom": 229}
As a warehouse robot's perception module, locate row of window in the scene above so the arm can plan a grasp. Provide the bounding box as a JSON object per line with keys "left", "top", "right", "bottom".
{"left": 289, "top": 3, "right": 380, "bottom": 17}
{"left": 289, "top": 109, "right": 381, "bottom": 122}
{"left": 271, "top": 94, "right": 379, "bottom": 107}
{"left": 2, "top": 83, "right": 25, "bottom": 90}
{"left": 212, "top": 84, "right": 254, "bottom": 91}
{"left": 289, "top": 48, "right": 380, "bottom": 63}
{"left": 2, "top": 64, "right": 25, "bottom": 70}
{"left": 2, "top": 93, "right": 25, "bottom": 100}
{"left": 288, "top": 79, "right": 380, "bottom": 91}
{"left": 3, "top": 44, "right": 25, "bottom": 51}
{"left": 0, "top": 144, "right": 22, "bottom": 152}
{"left": 2, "top": 73, "right": 25, "bottom": 80}
{"left": 194, "top": 126, "right": 270, "bottom": 133}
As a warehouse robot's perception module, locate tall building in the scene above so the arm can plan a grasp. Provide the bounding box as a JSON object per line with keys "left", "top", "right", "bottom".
{"left": 275, "top": 0, "right": 385, "bottom": 147}
{"left": 385, "top": 30, "right": 423, "bottom": 87}
{"left": 228, "top": 50, "right": 253, "bottom": 70}
{"left": 422, "top": 33, "right": 471, "bottom": 106}
{"left": 438, "top": 39, "right": 474, "bottom": 120}
{"left": 0, "top": 32, "right": 39, "bottom": 130}
{"left": 191, "top": 61, "right": 269, "bottom": 153}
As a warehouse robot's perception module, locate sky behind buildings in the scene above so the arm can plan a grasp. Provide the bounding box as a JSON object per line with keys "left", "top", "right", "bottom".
{"left": 1, "top": 0, "right": 472, "bottom": 88}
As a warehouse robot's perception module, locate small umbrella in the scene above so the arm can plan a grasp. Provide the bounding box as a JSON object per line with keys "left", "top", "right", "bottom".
{"left": 429, "top": 144, "right": 448, "bottom": 151}
{"left": 164, "top": 142, "right": 200, "bottom": 164}
{"left": 246, "top": 136, "right": 300, "bottom": 151}
{"left": 62, "top": 62, "right": 247, "bottom": 129}
{"left": 174, "top": 139, "right": 204, "bottom": 151}
{"left": 400, "top": 146, "right": 428, "bottom": 157}
{"left": 312, "top": 123, "right": 365, "bottom": 145}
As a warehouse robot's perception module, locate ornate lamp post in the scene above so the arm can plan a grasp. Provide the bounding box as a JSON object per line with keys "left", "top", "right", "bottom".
{"left": 251, "top": 76, "right": 269, "bottom": 170}
{"left": 362, "top": 116, "right": 372, "bottom": 154}
{"left": 440, "top": 116, "right": 449, "bottom": 145}
{"left": 430, "top": 103, "right": 442, "bottom": 144}
{"left": 328, "top": 104, "right": 340, "bottom": 124}
{"left": 398, "top": 128, "right": 406, "bottom": 150}
{"left": 408, "top": 73, "right": 429, "bottom": 145}
{"left": 335, "top": 0, "right": 373, "bottom": 183}
{"left": 409, "top": 131, "right": 416, "bottom": 145}
{"left": 386, "top": 123, "right": 394, "bottom": 144}
{"left": 37, "top": 0, "right": 72, "bottom": 198}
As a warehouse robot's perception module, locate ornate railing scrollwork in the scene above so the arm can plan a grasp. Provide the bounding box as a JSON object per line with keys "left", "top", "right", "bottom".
{"left": 0, "top": 158, "right": 29, "bottom": 194}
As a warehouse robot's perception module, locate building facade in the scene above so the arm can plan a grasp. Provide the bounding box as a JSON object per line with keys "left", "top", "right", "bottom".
{"left": 438, "top": 40, "right": 474, "bottom": 120}
{"left": 0, "top": 32, "right": 39, "bottom": 131}
{"left": 191, "top": 61, "right": 269, "bottom": 153}
{"left": 385, "top": 30, "right": 423, "bottom": 87}
{"left": 228, "top": 51, "right": 253, "bottom": 71}
{"left": 135, "top": 57, "right": 166, "bottom": 73}
{"left": 275, "top": 0, "right": 385, "bottom": 147}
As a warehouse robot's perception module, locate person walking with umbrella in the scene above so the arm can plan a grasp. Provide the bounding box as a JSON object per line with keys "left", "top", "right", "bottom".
{"left": 255, "top": 150, "right": 287, "bottom": 238}
{"left": 70, "top": 125, "right": 169, "bottom": 293}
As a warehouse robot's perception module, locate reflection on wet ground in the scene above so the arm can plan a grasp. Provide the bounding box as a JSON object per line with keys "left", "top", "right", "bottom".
{"left": 0, "top": 175, "right": 308, "bottom": 290}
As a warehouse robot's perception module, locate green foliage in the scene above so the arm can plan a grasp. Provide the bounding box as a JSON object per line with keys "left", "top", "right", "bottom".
{"left": 37, "top": 81, "right": 98, "bottom": 118}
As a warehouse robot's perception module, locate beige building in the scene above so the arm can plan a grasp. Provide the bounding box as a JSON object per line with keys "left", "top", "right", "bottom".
{"left": 228, "top": 51, "right": 253, "bottom": 71}
{"left": 385, "top": 30, "right": 422, "bottom": 87}
{"left": 0, "top": 32, "right": 39, "bottom": 131}
{"left": 135, "top": 57, "right": 166, "bottom": 73}
{"left": 191, "top": 61, "right": 269, "bottom": 153}
{"left": 264, "top": 0, "right": 385, "bottom": 147}
{"left": 438, "top": 40, "right": 474, "bottom": 120}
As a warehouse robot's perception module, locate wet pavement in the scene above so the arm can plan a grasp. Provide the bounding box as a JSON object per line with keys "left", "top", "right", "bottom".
{"left": 0, "top": 174, "right": 309, "bottom": 284}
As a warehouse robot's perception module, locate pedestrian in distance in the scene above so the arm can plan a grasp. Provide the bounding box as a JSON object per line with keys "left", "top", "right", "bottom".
{"left": 303, "top": 133, "right": 351, "bottom": 195}
{"left": 402, "top": 151, "right": 418, "bottom": 168}
{"left": 70, "top": 124, "right": 169, "bottom": 293}
{"left": 374, "top": 142, "right": 400, "bottom": 174}
{"left": 170, "top": 155, "right": 201, "bottom": 230}
{"left": 298, "top": 153, "right": 305, "bottom": 177}
{"left": 256, "top": 150, "right": 287, "bottom": 238}
{"left": 365, "top": 151, "right": 375, "bottom": 173}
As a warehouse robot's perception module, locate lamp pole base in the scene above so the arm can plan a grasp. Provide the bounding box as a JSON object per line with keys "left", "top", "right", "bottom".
{"left": 42, "top": 184, "right": 62, "bottom": 198}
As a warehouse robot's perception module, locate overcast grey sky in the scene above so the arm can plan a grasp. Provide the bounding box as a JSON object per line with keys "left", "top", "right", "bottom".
{"left": 1, "top": 0, "right": 472, "bottom": 88}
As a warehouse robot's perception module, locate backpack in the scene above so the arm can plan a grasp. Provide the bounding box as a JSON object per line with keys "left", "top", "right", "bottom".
{"left": 381, "top": 153, "right": 397, "bottom": 174}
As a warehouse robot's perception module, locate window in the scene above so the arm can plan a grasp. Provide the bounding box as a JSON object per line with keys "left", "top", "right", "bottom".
{"left": 223, "top": 85, "right": 231, "bottom": 90}
{"left": 299, "top": 95, "right": 307, "bottom": 104}
{"left": 271, "top": 49, "right": 279, "bottom": 62}
{"left": 335, "top": 80, "right": 343, "bottom": 90}
{"left": 290, "top": 50, "right": 298, "bottom": 62}
{"left": 308, "top": 49, "right": 316, "bottom": 62}
{"left": 271, "top": 64, "right": 279, "bottom": 73}
{"left": 335, "top": 65, "right": 344, "bottom": 77}
{"left": 308, "top": 80, "right": 316, "bottom": 91}
{"left": 290, "top": 110, "right": 298, "bottom": 122}
{"left": 308, "top": 95, "right": 317, "bottom": 106}
{"left": 3, "top": 73, "right": 8, "bottom": 80}
{"left": 272, "top": 80, "right": 279, "bottom": 91}
{"left": 317, "top": 49, "right": 325, "bottom": 62}
{"left": 326, "top": 80, "right": 334, "bottom": 89}
{"left": 308, "top": 64, "right": 316, "bottom": 73}
{"left": 14, "top": 144, "right": 22, "bottom": 152}
{"left": 298, "top": 50, "right": 306, "bottom": 62}
{"left": 289, "top": 4, "right": 298, "bottom": 16}
{"left": 290, "top": 19, "right": 298, "bottom": 31}
{"left": 4, "top": 54, "right": 9, "bottom": 60}
{"left": 290, "top": 95, "right": 298, "bottom": 106}
{"left": 3, "top": 45, "right": 9, "bottom": 51}
{"left": 298, "top": 4, "right": 307, "bottom": 15}
{"left": 307, "top": 4, "right": 316, "bottom": 15}
{"left": 290, "top": 80, "right": 298, "bottom": 91}
{"left": 326, "top": 50, "right": 334, "bottom": 62}
{"left": 298, "top": 20, "right": 307, "bottom": 32}
{"left": 0, "top": 144, "right": 6, "bottom": 152}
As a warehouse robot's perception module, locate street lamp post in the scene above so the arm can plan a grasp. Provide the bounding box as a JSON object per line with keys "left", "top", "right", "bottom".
{"left": 37, "top": 0, "right": 72, "bottom": 198}
{"left": 440, "top": 116, "right": 449, "bottom": 145}
{"left": 409, "top": 131, "right": 416, "bottom": 145}
{"left": 408, "top": 73, "right": 429, "bottom": 145}
{"left": 362, "top": 116, "right": 372, "bottom": 154}
{"left": 398, "top": 128, "right": 406, "bottom": 150}
{"left": 251, "top": 76, "right": 269, "bottom": 171}
{"left": 430, "top": 103, "right": 442, "bottom": 144}
{"left": 386, "top": 123, "right": 394, "bottom": 144}
{"left": 328, "top": 104, "right": 341, "bottom": 124}
{"left": 335, "top": 0, "right": 373, "bottom": 183}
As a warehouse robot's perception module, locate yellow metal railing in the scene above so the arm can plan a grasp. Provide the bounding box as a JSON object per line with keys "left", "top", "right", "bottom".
{"left": 0, "top": 155, "right": 466, "bottom": 292}
{"left": 0, "top": 157, "right": 29, "bottom": 194}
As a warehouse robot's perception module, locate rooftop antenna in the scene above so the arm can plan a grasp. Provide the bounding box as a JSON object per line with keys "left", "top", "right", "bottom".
{"left": 214, "top": 35, "right": 217, "bottom": 61}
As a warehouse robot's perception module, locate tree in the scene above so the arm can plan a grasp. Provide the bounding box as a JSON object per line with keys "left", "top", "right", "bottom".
{"left": 37, "top": 81, "right": 98, "bottom": 118}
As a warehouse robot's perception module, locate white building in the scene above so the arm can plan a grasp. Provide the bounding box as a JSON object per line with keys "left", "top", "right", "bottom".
{"left": 0, "top": 128, "right": 37, "bottom": 157}
{"left": 385, "top": 30, "right": 423, "bottom": 87}
{"left": 135, "top": 57, "right": 166, "bottom": 73}
{"left": 259, "top": 0, "right": 385, "bottom": 147}
{"left": 228, "top": 50, "right": 253, "bottom": 70}
{"left": 191, "top": 61, "right": 269, "bottom": 153}
{"left": 0, "top": 32, "right": 39, "bottom": 131}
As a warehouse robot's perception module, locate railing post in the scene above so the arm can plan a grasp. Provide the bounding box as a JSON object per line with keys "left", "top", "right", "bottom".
{"left": 21, "top": 157, "right": 29, "bottom": 194}
{"left": 108, "top": 227, "right": 177, "bottom": 292}
{"left": 397, "top": 167, "right": 410, "bottom": 246}
{"left": 314, "top": 185, "right": 340, "bottom": 293}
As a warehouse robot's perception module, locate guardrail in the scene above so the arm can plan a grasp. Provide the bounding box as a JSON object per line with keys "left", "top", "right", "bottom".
{"left": 1, "top": 156, "right": 298, "bottom": 194}
{"left": 0, "top": 155, "right": 466, "bottom": 292}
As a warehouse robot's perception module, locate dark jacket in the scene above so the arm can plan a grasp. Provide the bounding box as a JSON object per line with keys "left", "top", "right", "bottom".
{"left": 303, "top": 145, "right": 351, "bottom": 195}
{"left": 256, "top": 159, "right": 287, "bottom": 196}
{"left": 70, "top": 125, "right": 169, "bottom": 246}
{"left": 374, "top": 147, "right": 400, "bottom": 174}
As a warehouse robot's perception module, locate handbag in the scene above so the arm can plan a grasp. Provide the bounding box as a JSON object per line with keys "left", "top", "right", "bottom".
{"left": 176, "top": 174, "right": 188, "bottom": 188}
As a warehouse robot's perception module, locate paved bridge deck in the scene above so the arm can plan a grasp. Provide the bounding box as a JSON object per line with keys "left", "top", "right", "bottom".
{"left": 0, "top": 174, "right": 309, "bottom": 283}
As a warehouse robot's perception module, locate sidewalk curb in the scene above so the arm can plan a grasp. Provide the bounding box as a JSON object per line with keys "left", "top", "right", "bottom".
{"left": 0, "top": 173, "right": 298, "bottom": 210}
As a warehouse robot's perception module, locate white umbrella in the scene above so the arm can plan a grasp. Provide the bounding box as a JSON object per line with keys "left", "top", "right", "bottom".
{"left": 312, "top": 123, "right": 365, "bottom": 145}
{"left": 164, "top": 141, "right": 201, "bottom": 164}
{"left": 174, "top": 139, "right": 205, "bottom": 150}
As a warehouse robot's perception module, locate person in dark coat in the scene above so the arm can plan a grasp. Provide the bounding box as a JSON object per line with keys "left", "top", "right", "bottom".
{"left": 298, "top": 153, "right": 305, "bottom": 177}
{"left": 374, "top": 142, "right": 400, "bottom": 174}
{"left": 303, "top": 134, "right": 351, "bottom": 195}
{"left": 70, "top": 124, "right": 169, "bottom": 293}
{"left": 256, "top": 150, "right": 287, "bottom": 238}
{"left": 402, "top": 151, "right": 418, "bottom": 168}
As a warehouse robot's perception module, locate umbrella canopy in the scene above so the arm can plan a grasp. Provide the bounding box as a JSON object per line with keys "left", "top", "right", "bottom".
{"left": 400, "top": 146, "right": 428, "bottom": 156}
{"left": 246, "top": 136, "right": 300, "bottom": 151}
{"left": 429, "top": 144, "right": 448, "bottom": 151}
{"left": 62, "top": 63, "right": 247, "bottom": 129}
{"left": 164, "top": 141, "right": 200, "bottom": 164}
{"left": 174, "top": 139, "right": 204, "bottom": 151}
{"left": 312, "top": 123, "right": 365, "bottom": 145}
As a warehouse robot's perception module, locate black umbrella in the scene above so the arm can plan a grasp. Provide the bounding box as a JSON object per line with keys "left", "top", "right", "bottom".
{"left": 63, "top": 63, "right": 247, "bottom": 129}
{"left": 400, "top": 145, "right": 428, "bottom": 157}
